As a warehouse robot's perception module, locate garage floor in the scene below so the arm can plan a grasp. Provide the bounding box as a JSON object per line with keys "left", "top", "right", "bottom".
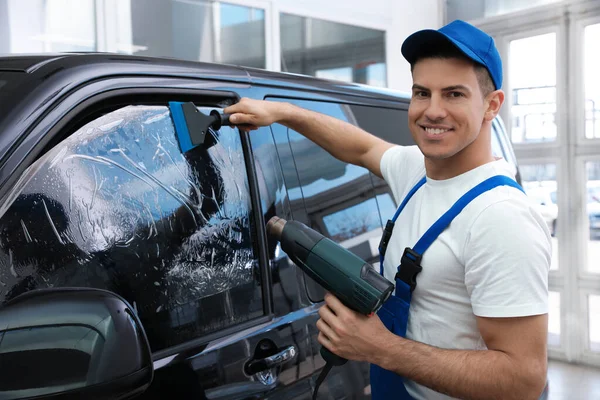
{"left": 548, "top": 360, "right": 600, "bottom": 399}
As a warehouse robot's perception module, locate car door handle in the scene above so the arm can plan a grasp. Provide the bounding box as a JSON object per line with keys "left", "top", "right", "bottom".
{"left": 245, "top": 345, "right": 297, "bottom": 375}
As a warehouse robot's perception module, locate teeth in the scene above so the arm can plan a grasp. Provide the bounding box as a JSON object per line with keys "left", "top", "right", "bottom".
{"left": 425, "top": 127, "right": 450, "bottom": 135}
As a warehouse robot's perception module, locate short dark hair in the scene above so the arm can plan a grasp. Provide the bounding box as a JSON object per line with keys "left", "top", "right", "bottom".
{"left": 410, "top": 41, "right": 496, "bottom": 98}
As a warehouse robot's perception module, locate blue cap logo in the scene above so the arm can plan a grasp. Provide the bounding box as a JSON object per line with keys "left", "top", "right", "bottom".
{"left": 401, "top": 20, "right": 502, "bottom": 90}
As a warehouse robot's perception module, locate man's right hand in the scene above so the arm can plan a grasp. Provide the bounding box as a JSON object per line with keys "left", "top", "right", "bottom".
{"left": 224, "top": 98, "right": 290, "bottom": 131}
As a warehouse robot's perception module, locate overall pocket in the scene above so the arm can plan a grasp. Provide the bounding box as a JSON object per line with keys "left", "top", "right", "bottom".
{"left": 377, "top": 293, "right": 410, "bottom": 338}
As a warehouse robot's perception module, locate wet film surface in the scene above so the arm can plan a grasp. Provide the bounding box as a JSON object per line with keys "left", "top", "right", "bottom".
{"left": 0, "top": 106, "right": 263, "bottom": 350}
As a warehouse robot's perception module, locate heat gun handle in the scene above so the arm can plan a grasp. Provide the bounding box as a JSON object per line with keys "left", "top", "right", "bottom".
{"left": 320, "top": 347, "right": 347, "bottom": 366}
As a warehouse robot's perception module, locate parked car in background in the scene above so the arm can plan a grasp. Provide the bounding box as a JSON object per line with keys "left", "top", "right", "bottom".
{"left": 526, "top": 185, "right": 558, "bottom": 237}
{"left": 524, "top": 181, "right": 600, "bottom": 240}
{"left": 0, "top": 54, "right": 542, "bottom": 400}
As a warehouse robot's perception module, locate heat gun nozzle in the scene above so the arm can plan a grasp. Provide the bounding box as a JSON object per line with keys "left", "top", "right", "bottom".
{"left": 266, "top": 216, "right": 287, "bottom": 239}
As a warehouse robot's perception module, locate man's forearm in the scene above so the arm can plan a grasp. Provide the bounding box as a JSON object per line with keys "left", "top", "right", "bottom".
{"left": 277, "top": 102, "right": 383, "bottom": 168}
{"left": 374, "top": 335, "right": 546, "bottom": 400}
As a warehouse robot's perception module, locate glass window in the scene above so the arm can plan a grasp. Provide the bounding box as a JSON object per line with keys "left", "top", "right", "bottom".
{"left": 520, "top": 163, "right": 558, "bottom": 270}
{"left": 586, "top": 162, "right": 600, "bottom": 273}
{"left": 280, "top": 14, "right": 387, "bottom": 87}
{"left": 376, "top": 193, "right": 397, "bottom": 223}
{"left": 277, "top": 99, "right": 381, "bottom": 301}
{"left": 0, "top": 105, "right": 262, "bottom": 351}
{"left": 248, "top": 126, "right": 310, "bottom": 316}
{"left": 347, "top": 105, "right": 412, "bottom": 146}
{"left": 323, "top": 197, "right": 381, "bottom": 242}
{"left": 316, "top": 67, "right": 353, "bottom": 83}
{"left": 549, "top": 291, "right": 561, "bottom": 347}
{"left": 117, "top": 0, "right": 266, "bottom": 68}
{"left": 366, "top": 63, "right": 387, "bottom": 88}
{"left": 509, "top": 33, "right": 557, "bottom": 143}
{"left": 590, "top": 294, "right": 600, "bottom": 351}
{"left": 585, "top": 23, "right": 600, "bottom": 139}
{"left": 2, "top": 0, "right": 96, "bottom": 53}
{"left": 446, "top": 0, "right": 563, "bottom": 22}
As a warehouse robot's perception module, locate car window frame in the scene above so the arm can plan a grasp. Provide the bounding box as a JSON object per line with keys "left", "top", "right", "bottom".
{"left": 0, "top": 84, "right": 275, "bottom": 360}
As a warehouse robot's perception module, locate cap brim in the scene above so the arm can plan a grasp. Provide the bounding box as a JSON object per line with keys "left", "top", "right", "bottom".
{"left": 401, "top": 30, "right": 486, "bottom": 67}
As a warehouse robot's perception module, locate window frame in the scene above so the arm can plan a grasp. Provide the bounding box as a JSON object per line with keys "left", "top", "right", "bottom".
{"left": 0, "top": 84, "right": 274, "bottom": 360}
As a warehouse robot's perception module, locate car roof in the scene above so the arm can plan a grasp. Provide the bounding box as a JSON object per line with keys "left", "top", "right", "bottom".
{"left": 0, "top": 53, "right": 411, "bottom": 103}
{"left": 0, "top": 53, "right": 412, "bottom": 185}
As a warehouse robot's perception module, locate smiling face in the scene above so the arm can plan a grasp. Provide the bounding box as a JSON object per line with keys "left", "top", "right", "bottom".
{"left": 408, "top": 56, "right": 503, "bottom": 178}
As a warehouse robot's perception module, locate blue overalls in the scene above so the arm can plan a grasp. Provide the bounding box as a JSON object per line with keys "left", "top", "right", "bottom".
{"left": 370, "top": 175, "right": 524, "bottom": 400}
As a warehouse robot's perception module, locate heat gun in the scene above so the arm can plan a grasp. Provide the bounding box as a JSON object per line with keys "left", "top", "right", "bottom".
{"left": 266, "top": 217, "right": 394, "bottom": 398}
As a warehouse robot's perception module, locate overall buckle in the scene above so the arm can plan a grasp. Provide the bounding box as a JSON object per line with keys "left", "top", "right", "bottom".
{"left": 395, "top": 247, "right": 423, "bottom": 292}
{"left": 378, "top": 220, "right": 395, "bottom": 257}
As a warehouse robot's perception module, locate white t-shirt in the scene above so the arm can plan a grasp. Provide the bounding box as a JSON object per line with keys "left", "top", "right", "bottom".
{"left": 379, "top": 145, "right": 552, "bottom": 400}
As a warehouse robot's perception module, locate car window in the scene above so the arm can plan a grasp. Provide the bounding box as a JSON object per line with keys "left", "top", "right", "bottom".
{"left": 374, "top": 192, "right": 397, "bottom": 222}
{"left": 248, "top": 126, "right": 311, "bottom": 315}
{"left": 269, "top": 99, "right": 381, "bottom": 302}
{"left": 348, "top": 103, "right": 412, "bottom": 146}
{"left": 323, "top": 197, "right": 381, "bottom": 241}
{"left": 0, "top": 105, "right": 263, "bottom": 351}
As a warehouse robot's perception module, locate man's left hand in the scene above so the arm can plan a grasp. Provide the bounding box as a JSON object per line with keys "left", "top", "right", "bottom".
{"left": 316, "top": 292, "right": 393, "bottom": 363}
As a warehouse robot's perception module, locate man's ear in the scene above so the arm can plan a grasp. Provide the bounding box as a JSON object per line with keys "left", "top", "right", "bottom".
{"left": 484, "top": 90, "right": 505, "bottom": 122}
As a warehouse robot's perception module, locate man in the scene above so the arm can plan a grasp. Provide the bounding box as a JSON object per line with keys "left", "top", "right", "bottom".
{"left": 224, "top": 20, "right": 551, "bottom": 400}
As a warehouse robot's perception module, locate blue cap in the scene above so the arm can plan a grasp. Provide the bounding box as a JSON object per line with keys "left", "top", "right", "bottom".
{"left": 401, "top": 20, "right": 502, "bottom": 90}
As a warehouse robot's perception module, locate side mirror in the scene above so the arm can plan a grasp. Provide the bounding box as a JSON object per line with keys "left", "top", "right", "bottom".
{"left": 0, "top": 288, "right": 154, "bottom": 400}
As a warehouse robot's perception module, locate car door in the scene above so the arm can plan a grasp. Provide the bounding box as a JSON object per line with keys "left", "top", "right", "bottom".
{"left": 0, "top": 83, "right": 315, "bottom": 400}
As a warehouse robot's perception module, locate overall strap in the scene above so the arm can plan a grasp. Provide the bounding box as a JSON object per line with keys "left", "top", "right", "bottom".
{"left": 379, "top": 176, "right": 427, "bottom": 273}
{"left": 412, "top": 175, "right": 524, "bottom": 255}
{"left": 392, "top": 177, "right": 427, "bottom": 223}
{"left": 394, "top": 175, "right": 524, "bottom": 297}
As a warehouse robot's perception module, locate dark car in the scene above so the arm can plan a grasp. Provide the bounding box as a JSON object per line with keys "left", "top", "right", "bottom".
{"left": 0, "top": 54, "right": 526, "bottom": 400}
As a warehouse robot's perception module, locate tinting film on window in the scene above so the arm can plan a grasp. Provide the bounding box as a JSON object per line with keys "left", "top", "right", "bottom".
{"left": 0, "top": 105, "right": 263, "bottom": 351}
